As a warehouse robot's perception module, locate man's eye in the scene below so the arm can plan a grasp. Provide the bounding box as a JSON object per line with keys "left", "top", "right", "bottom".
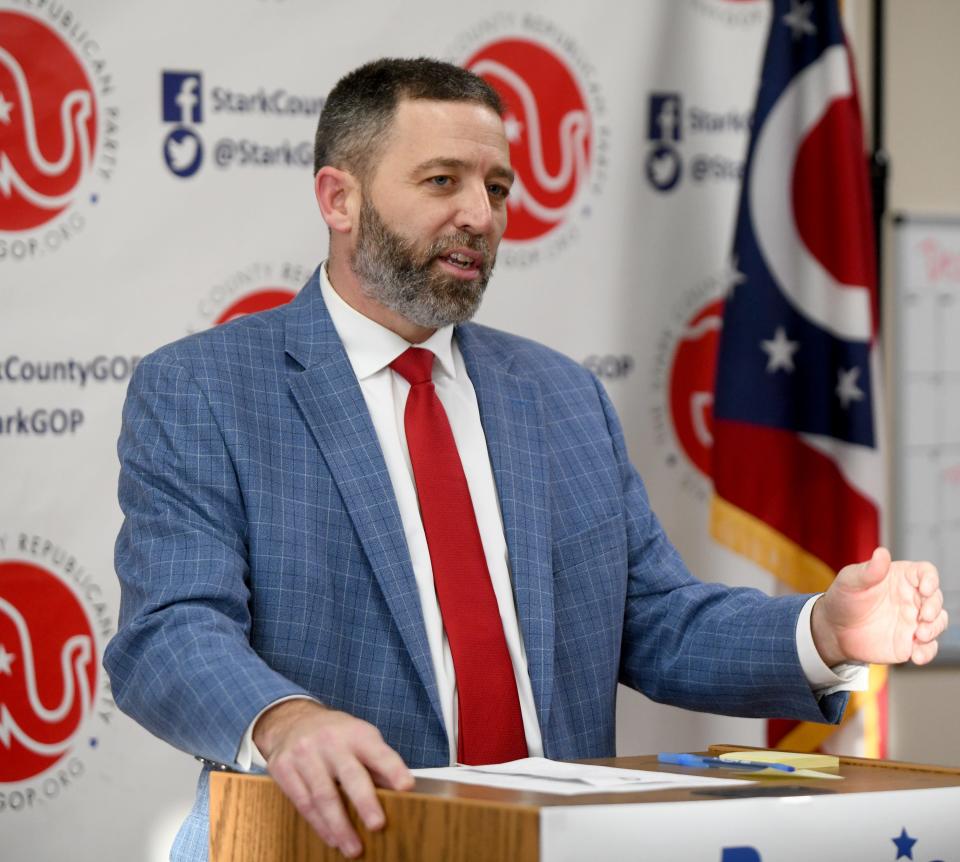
{"left": 488, "top": 183, "right": 510, "bottom": 199}
{"left": 429, "top": 176, "right": 452, "bottom": 187}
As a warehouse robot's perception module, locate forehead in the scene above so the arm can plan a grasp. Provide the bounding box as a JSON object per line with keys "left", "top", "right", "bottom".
{"left": 378, "top": 98, "right": 511, "bottom": 172}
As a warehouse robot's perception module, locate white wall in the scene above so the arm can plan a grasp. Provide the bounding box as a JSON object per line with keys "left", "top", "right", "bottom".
{"left": 849, "top": 0, "right": 960, "bottom": 766}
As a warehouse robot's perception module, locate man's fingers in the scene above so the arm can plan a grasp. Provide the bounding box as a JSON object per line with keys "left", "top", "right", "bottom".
{"left": 269, "top": 758, "right": 341, "bottom": 851}
{"left": 919, "top": 589, "right": 944, "bottom": 623}
{"left": 918, "top": 562, "right": 940, "bottom": 597}
{"left": 269, "top": 741, "right": 365, "bottom": 858}
{"left": 863, "top": 546, "right": 891, "bottom": 587}
{"left": 259, "top": 706, "right": 413, "bottom": 857}
{"left": 842, "top": 546, "right": 890, "bottom": 590}
{"left": 305, "top": 769, "right": 363, "bottom": 859}
{"left": 363, "top": 742, "right": 415, "bottom": 791}
{"left": 337, "top": 757, "right": 386, "bottom": 831}
{"left": 915, "top": 609, "right": 949, "bottom": 643}
{"left": 911, "top": 637, "right": 939, "bottom": 666}
{"left": 347, "top": 723, "right": 414, "bottom": 791}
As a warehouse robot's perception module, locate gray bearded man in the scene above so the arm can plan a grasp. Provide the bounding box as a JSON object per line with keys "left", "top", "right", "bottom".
{"left": 106, "top": 58, "right": 947, "bottom": 860}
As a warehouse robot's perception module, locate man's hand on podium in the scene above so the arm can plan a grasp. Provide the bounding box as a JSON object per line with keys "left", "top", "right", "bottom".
{"left": 253, "top": 699, "right": 414, "bottom": 859}
{"left": 811, "top": 547, "right": 948, "bottom": 668}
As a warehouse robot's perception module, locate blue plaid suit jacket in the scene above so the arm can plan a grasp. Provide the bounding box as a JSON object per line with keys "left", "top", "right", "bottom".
{"left": 105, "top": 268, "right": 844, "bottom": 859}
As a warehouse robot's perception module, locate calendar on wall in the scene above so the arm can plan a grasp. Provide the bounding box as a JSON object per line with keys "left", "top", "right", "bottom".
{"left": 893, "top": 213, "right": 960, "bottom": 661}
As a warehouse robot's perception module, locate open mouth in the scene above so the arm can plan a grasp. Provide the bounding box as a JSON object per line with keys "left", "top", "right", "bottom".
{"left": 438, "top": 249, "right": 482, "bottom": 271}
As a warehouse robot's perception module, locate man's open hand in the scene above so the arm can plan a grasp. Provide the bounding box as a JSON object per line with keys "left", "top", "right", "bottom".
{"left": 811, "top": 547, "right": 948, "bottom": 668}
{"left": 253, "top": 700, "right": 414, "bottom": 859}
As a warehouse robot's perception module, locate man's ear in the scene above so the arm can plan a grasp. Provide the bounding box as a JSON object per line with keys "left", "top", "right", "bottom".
{"left": 315, "top": 166, "right": 359, "bottom": 234}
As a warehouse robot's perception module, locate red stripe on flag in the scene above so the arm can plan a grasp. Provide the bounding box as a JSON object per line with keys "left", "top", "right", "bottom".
{"left": 768, "top": 717, "right": 797, "bottom": 749}
{"left": 712, "top": 419, "right": 879, "bottom": 573}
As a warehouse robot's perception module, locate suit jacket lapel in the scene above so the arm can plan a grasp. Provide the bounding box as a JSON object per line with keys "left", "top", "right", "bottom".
{"left": 283, "top": 274, "right": 443, "bottom": 728}
{"left": 457, "top": 324, "right": 556, "bottom": 735}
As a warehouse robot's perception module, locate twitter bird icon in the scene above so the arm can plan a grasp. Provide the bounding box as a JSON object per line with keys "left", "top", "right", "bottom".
{"left": 164, "top": 127, "right": 204, "bottom": 177}
{"left": 645, "top": 143, "right": 681, "bottom": 192}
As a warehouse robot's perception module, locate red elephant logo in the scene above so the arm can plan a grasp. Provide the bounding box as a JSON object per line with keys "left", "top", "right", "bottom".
{"left": 0, "top": 560, "right": 97, "bottom": 783}
{"left": 0, "top": 11, "right": 98, "bottom": 231}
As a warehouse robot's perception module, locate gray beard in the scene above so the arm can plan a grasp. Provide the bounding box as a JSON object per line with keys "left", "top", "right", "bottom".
{"left": 350, "top": 196, "right": 495, "bottom": 329}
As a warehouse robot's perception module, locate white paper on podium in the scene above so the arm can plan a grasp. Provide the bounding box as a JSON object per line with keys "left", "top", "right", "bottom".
{"left": 412, "top": 756, "right": 749, "bottom": 796}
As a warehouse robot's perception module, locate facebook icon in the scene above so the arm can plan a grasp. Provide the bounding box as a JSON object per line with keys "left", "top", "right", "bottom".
{"left": 162, "top": 71, "right": 203, "bottom": 124}
{"left": 648, "top": 92, "right": 682, "bottom": 142}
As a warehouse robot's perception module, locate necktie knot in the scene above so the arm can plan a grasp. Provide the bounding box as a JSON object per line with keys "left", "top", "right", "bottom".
{"left": 390, "top": 347, "right": 435, "bottom": 386}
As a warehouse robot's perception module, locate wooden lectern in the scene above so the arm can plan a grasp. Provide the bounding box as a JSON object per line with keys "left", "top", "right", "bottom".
{"left": 209, "top": 746, "right": 960, "bottom": 861}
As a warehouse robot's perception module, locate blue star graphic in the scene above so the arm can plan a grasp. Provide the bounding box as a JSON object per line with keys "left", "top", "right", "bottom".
{"left": 89, "top": 737, "right": 99, "bottom": 748}
{"left": 892, "top": 828, "right": 917, "bottom": 860}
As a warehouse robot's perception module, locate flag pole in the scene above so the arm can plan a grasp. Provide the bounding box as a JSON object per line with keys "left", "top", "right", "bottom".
{"left": 870, "top": 0, "right": 889, "bottom": 321}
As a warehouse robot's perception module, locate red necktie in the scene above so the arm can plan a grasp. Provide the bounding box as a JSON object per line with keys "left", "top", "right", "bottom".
{"left": 390, "top": 347, "right": 527, "bottom": 765}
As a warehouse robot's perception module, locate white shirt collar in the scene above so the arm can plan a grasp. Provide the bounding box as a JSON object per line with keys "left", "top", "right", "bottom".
{"left": 319, "top": 263, "right": 457, "bottom": 382}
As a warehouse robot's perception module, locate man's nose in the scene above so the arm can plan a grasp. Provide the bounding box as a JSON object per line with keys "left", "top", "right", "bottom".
{"left": 454, "top": 181, "right": 494, "bottom": 236}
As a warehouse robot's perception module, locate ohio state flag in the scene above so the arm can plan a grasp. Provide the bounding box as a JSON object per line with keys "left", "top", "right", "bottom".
{"left": 710, "top": 0, "right": 886, "bottom": 756}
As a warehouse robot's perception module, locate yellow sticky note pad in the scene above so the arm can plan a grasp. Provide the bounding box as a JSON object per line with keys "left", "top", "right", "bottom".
{"left": 719, "top": 750, "right": 843, "bottom": 779}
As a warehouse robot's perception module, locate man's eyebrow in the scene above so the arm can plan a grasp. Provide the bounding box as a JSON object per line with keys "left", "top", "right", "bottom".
{"left": 413, "top": 157, "right": 515, "bottom": 184}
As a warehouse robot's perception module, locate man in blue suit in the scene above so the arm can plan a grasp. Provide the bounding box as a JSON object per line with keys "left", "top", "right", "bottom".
{"left": 105, "top": 58, "right": 946, "bottom": 860}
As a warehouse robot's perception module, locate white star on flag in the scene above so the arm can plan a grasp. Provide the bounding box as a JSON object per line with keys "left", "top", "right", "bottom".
{"left": 760, "top": 326, "right": 800, "bottom": 372}
{"left": 0, "top": 643, "right": 15, "bottom": 675}
{"left": 783, "top": 0, "right": 817, "bottom": 40}
{"left": 503, "top": 113, "right": 523, "bottom": 143}
{"left": 720, "top": 255, "right": 748, "bottom": 298}
{"left": 0, "top": 91, "right": 15, "bottom": 125}
{"left": 836, "top": 366, "right": 865, "bottom": 408}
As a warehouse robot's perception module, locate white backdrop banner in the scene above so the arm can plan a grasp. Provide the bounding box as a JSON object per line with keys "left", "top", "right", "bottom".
{"left": 0, "top": 1, "right": 773, "bottom": 858}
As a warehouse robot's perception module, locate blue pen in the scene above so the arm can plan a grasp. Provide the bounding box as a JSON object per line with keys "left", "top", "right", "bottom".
{"left": 658, "top": 752, "right": 796, "bottom": 772}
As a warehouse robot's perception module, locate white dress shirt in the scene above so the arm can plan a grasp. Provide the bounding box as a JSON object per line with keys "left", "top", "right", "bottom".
{"left": 236, "top": 265, "right": 865, "bottom": 769}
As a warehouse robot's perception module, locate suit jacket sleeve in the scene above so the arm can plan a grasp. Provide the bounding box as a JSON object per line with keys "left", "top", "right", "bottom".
{"left": 104, "top": 352, "right": 309, "bottom": 765}
{"left": 592, "top": 378, "right": 847, "bottom": 725}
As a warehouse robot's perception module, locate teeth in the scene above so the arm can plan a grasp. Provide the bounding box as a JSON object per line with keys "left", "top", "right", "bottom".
{"left": 447, "top": 253, "right": 473, "bottom": 267}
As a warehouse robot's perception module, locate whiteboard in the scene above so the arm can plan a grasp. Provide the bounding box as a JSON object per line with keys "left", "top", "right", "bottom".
{"left": 893, "top": 213, "right": 960, "bottom": 662}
